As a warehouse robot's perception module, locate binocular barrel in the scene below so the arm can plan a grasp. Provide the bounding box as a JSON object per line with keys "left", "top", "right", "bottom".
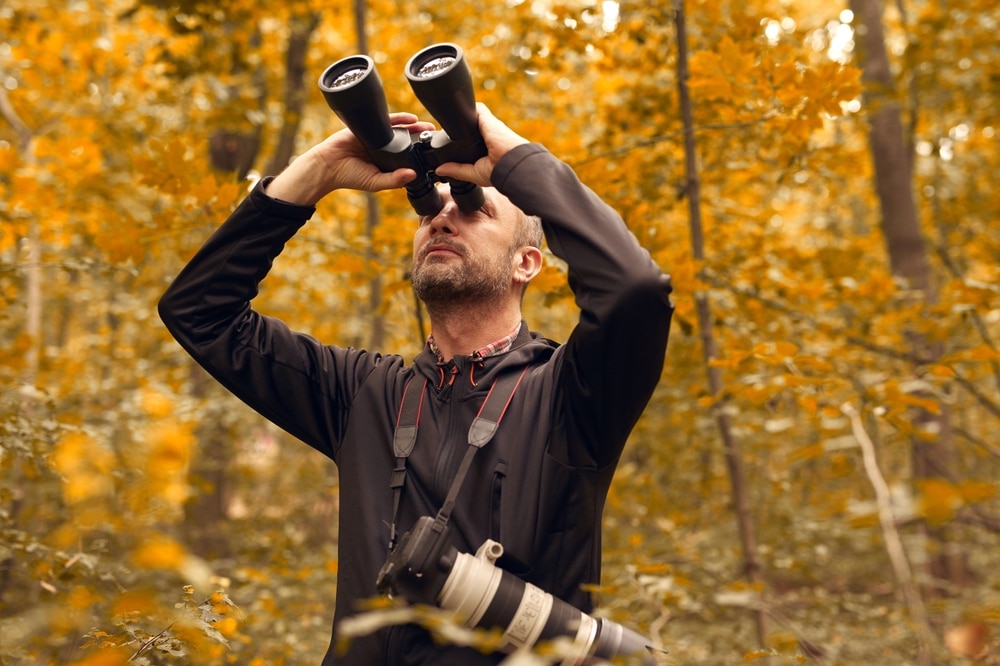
{"left": 317, "top": 43, "right": 486, "bottom": 215}
{"left": 318, "top": 55, "right": 393, "bottom": 150}
{"left": 405, "top": 44, "right": 482, "bottom": 147}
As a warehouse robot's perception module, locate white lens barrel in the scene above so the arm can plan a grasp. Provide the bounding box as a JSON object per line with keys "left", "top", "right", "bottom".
{"left": 502, "top": 581, "right": 554, "bottom": 650}
{"left": 438, "top": 549, "right": 505, "bottom": 627}
{"left": 437, "top": 539, "right": 653, "bottom": 664}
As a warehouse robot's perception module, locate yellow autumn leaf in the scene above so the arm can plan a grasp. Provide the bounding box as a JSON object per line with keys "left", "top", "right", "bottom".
{"left": 52, "top": 432, "right": 116, "bottom": 504}
{"left": 959, "top": 481, "right": 996, "bottom": 503}
{"left": 529, "top": 264, "right": 568, "bottom": 297}
{"left": 744, "top": 648, "right": 777, "bottom": 660}
{"left": 214, "top": 616, "right": 240, "bottom": 637}
{"left": 793, "top": 355, "right": 833, "bottom": 372}
{"left": 717, "top": 35, "right": 756, "bottom": 91}
{"left": 334, "top": 254, "right": 369, "bottom": 275}
{"left": 696, "top": 394, "right": 719, "bottom": 408}
{"left": 66, "top": 585, "right": 100, "bottom": 610}
{"left": 785, "top": 443, "right": 825, "bottom": 464}
{"left": 688, "top": 50, "right": 733, "bottom": 101}
{"left": 915, "top": 479, "right": 964, "bottom": 525}
{"left": 926, "top": 364, "right": 956, "bottom": 378}
{"left": 111, "top": 590, "right": 157, "bottom": 617}
{"left": 66, "top": 649, "right": 130, "bottom": 666}
{"left": 943, "top": 345, "right": 1000, "bottom": 363}
{"left": 774, "top": 340, "right": 799, "bottom": 357}
{"left": 131, "top": 534, "right": 187, "bottom": 570}
{"left": 141, "top": 389, "right": 175, "bottom": 419}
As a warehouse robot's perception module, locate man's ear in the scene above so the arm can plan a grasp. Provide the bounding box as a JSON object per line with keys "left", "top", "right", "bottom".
{"left": 513, "top": 246, "right": 543, "bottom": 285}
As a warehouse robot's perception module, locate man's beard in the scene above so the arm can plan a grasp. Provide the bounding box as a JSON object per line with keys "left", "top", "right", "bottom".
{"left": 411, "top": 241, "right": 515, "bottom": 307}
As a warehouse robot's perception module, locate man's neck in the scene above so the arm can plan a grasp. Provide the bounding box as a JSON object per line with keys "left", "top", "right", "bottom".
{"left": 426, "top": 301, "right": 523, "bottom": 362}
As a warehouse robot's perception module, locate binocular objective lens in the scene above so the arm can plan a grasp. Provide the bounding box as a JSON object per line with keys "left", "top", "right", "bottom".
{"left": 330, "top": 67, "right": 367, "bottom": 89}
{"left": 414, "top": 56, "right": 456, "bottom": 78}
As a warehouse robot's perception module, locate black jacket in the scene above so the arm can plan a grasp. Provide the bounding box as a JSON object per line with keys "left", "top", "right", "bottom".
{"left": 158, "top": 144, "right": 673, "bottom": 664}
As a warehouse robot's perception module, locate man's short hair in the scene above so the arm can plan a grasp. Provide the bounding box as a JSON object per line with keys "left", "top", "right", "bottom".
{"left": 514, "top": 211, "right": 543, "bottom": 250}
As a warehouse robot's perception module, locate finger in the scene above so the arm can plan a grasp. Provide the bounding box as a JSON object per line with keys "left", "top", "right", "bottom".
{"left": 402, "top": 121, "right": 437, "bottom": 134}
{"left": 371, "top": 168, "right": 417, "bottom": 192}
{"left": 433, "top": 162, "right": 481, "bottom": 185}
{"left": 387, "top": 112, "right": 419, "bottom": 125}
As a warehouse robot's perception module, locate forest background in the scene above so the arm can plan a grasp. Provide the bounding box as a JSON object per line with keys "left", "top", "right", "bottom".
{"left": 1, "top": 0, "right": 998, "bottom": 664}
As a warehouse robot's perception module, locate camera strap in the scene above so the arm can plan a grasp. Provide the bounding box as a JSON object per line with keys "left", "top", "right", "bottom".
{"left": 387, "top": 366, "right": 530, "bottom": 552}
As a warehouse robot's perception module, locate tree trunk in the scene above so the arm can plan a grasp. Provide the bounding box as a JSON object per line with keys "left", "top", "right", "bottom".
{"left": 266, "top": 12, "right": 321, "bottom": 176}
{"left": 353, "top": 0, "right": 386, "bottom": 349}
{"left": 672, "top": 0, "right": 768, "bottom": 647}
{"left": 182, "top": 364, "right": 233, "bottom": 559}
{"left": 850, "top": 0, "right": 968, "bottom": 602}
{"left": 209, "top": 28, "right": 265, "bottom": 180}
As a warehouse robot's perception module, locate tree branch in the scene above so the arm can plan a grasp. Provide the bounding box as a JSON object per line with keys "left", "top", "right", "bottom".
{"left": 569, "top": 113, "right": 779, "bottom": 169}
{"left": 0, "top": 81, "right": 32, "bottom": 150}
{"left": 843, "top": 402, "right": 935, "bottom": 664}
{"left": 699, "top": 267, "right": 1000, "bottom": 421}
{"left": 952, "top": 425, "right": 1000, "bottom": 460}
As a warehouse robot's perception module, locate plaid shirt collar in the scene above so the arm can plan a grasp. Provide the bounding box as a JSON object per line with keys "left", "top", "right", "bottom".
{"left": 427, "top": 323, "right": 522, "bottom": 363}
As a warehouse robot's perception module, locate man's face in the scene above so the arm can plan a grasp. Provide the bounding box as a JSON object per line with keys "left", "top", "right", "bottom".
{"left": 411, "top": 186, "right": 521, "bottom": 306}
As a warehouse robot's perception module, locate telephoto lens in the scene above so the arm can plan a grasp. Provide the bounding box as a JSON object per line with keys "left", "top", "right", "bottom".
{"left": 438, "top": 540, "right": 656, "bottom": 665}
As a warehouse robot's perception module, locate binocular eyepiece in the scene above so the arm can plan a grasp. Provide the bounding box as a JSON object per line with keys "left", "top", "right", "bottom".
{"left": 318, "top": 43, "right": 487, "bottom": 216}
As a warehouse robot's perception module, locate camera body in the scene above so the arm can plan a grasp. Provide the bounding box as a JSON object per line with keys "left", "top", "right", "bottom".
{"left": 375, "top": 515, "right": 456, "bottom": 604}
{"left": 318, "top": 43, "right": 486, "bottom": 216}
{"left": 376, "top": 516, "right": 655, "bottom": 665}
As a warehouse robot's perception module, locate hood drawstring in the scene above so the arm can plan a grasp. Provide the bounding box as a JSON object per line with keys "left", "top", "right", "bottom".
{"left": 470, "top": 352, "right": 486, "bottom": 387}
{"left": 437, "top": 363, "right": 459, "bottom": 389}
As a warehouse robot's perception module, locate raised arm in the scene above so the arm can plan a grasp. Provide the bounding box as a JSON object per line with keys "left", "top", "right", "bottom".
{"left": 158, "top": 113, "right": 433, "bottom": 458}
{"left": 440, "top": 104, "right": 674, "bottom": 468}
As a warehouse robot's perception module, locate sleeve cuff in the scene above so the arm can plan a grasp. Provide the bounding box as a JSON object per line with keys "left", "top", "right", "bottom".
{"left": 490, "top": 143, "right": 550, "bottom": 192}
{"left": 249, "top": 176, "right": 317, "bottom": 221}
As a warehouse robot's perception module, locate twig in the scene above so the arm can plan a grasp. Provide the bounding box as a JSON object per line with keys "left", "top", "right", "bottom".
{"left": 127, "top": 623, "right": 175, "bottom": 662}
{"left": 0, "top": 80, "right": 32, "bottom": 149}
{"left": 569, "top": 114, "right": 780, "bottom": 168}
{"left": 842, "top": 402, "right": 935, "bottom": 664}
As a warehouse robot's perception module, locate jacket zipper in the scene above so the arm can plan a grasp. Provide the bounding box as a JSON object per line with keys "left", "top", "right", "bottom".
{"left": 489, "top": 460, "right": 508, "bottom": 541}
{"left": 432, "top": 360, "right": 464, "bottom": 497}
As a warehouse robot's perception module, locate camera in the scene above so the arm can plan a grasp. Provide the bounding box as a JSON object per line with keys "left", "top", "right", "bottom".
{"left": 318, "top": 43, "right": 487, "bottom": 216}
{"left": 376, "top": 516, "right": 655, "bottom": 665}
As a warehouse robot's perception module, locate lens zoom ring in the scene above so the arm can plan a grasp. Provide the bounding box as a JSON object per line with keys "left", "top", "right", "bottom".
{"left": 478, "top": 572, "right": 525, "bottom": 629}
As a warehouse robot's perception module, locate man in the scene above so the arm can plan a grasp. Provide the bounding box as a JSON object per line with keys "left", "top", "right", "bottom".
{"left": 158, "top": 103, "right": 673, "bottom": 664}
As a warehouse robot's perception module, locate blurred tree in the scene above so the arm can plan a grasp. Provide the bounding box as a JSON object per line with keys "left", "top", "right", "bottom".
{"left": 849, "top": 0, "right": 967, "bottom": 606}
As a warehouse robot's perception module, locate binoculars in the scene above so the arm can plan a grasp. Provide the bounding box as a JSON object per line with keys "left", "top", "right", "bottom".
{"left": 318, "top": 43, "right": 486, "bottom": 216}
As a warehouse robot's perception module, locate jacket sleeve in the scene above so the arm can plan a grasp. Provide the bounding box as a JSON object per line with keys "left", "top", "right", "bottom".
{"left": 157, "top": 179, "right": 377, "bottom": 460}
{"left": 491, "top": 144, "right": 674, "bottom": 469}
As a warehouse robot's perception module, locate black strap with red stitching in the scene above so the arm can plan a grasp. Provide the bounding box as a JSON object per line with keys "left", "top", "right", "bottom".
{"left": 386, "top": 367, "right": 529, "bottom": 553}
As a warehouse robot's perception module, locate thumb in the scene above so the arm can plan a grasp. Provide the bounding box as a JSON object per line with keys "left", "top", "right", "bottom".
{"left": 369, "top": 168, "right": 418, "bottom": 192}
{"left": 433, "top": 160, "right": 475, "bottom": 182}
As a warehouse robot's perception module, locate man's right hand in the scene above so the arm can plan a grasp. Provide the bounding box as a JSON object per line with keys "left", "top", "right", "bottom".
{"left": 265, "top": 112, "right": 435, "bottom": 206}
{"left": 433, "top": 103, "right": 530, "bottom": 187}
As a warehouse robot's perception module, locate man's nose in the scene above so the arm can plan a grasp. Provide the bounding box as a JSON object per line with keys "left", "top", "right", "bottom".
{"left": 428, "top": 200, "right": 460, "bottom": 235}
